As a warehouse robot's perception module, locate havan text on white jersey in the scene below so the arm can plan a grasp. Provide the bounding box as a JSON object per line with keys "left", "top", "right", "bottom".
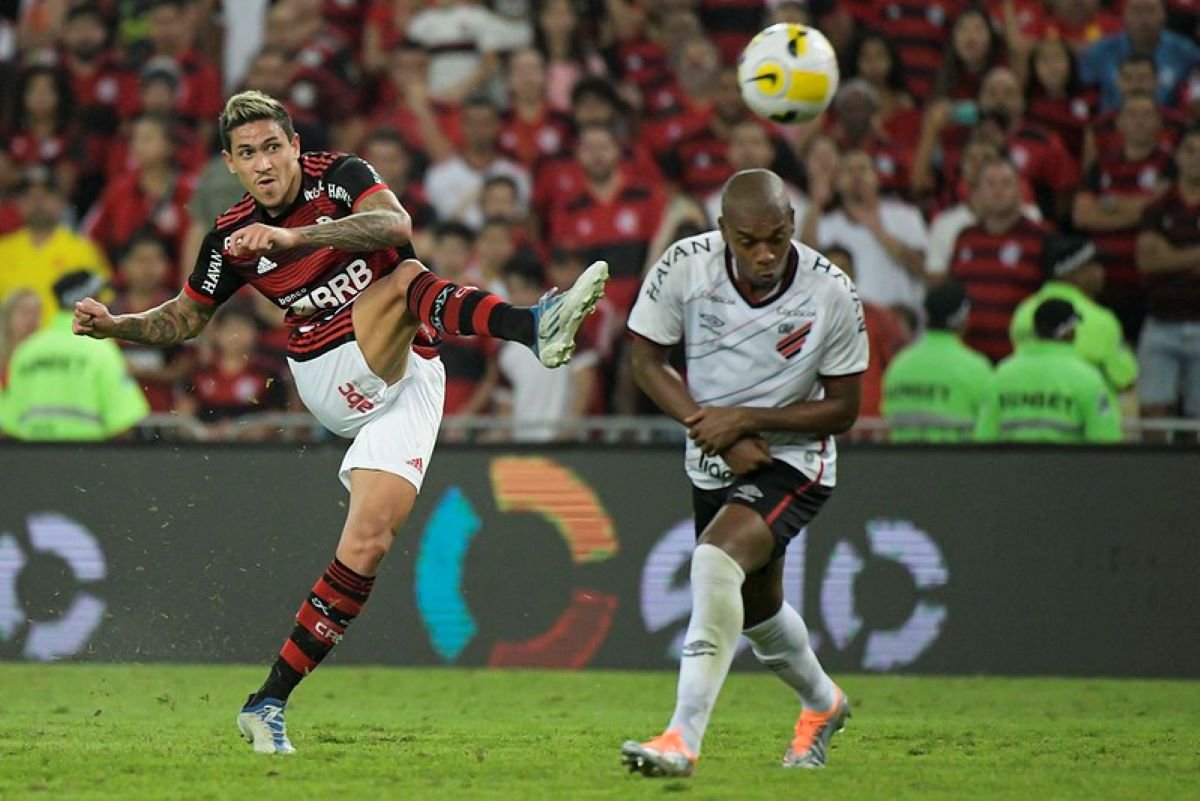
{"left": 627, "top": 231, "right": 868, "bottom": 490}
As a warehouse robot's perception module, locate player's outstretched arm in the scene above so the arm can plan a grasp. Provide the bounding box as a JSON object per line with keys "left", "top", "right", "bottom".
{"left": 73, "top": 292, "right": 214, "bottom": 346}
{"left": 226, "top": 191, "right": 413, "bottom": 257}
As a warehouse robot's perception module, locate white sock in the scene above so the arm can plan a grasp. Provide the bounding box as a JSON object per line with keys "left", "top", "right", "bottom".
{"left": 667, "top": 543, "right": 745, "bottom": 755}
{"left": 744, "top": 601, "right": 837, "bottom": 712}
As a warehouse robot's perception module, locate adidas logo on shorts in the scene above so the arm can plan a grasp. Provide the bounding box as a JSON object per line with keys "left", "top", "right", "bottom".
{"left": 406, "top": 457, "right": 425, "bottom": 474}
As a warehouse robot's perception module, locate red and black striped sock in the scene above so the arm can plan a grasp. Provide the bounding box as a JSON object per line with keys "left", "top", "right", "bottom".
{"left": 251, "top": 558, "right": 375, "bottom": 704}
{"left": 406, "top": 269, "right": 536, "bottom": 346}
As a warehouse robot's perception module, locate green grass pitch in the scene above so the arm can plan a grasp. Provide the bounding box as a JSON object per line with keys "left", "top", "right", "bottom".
{"left": 0, "top": 665, "right": 1197, "bottom": 800}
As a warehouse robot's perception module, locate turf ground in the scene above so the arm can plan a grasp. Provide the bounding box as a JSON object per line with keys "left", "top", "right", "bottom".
{"left": 0, "top": 665, "right": 1197, "bottom": 800}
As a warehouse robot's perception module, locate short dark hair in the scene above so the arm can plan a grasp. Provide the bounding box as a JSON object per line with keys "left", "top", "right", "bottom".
{"left": 1120, "top": 53, "right": 1156, "bottom": 73}
{"left": 1179, "top": 125, "right": 1200, "bottom": 148}
{"left": 570, "top": 77, "right": 622, "bottom": 110}
{"left": 219, "top": 90, "right": 296, "bottom": 152}
{"left": 362, "top": 127, "right": 408, "bottom": 152}
{"left": 433, "top": 221, "right": 476, "bottom": 245}
{"left": 501, "top": 253, "right": 545, "bottom": 289}
{"left": 120, "top": 228, "right": 170, "bottom": 262}
{"left": 482, "top": 175, "right": 519, "bottom": 195}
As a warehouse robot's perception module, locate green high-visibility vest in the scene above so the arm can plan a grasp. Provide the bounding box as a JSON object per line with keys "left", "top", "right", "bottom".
{"left": 0, "top": 312, "right": 149, "bottom": 441}
{"left": 975, "top": 340, "right": 1121, "bottom": 443}
{"left": 882, "top": 331, "right": 994, "bottom": 442}
{"left": 1010, "top": 281, "right": 1138, "bottom": 391}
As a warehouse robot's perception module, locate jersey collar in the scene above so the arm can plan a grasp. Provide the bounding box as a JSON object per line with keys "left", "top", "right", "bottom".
{"left": 723, "top": 243, "right": 799, "bottom": 308}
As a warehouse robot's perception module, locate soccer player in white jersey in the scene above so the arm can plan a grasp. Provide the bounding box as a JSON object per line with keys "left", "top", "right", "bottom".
{"left": 621, "top": 169, "right": 867, "bottom": 776}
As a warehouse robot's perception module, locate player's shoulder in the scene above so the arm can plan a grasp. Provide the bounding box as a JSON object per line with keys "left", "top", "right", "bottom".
{"left": 300, "top": 150, "right": 353, "bottom": 177}
{"left": 798, "top": 241, "right": 859, "bottom": 302}
{"left": 212, "top": 192, "right": 257, "bottom": 233}
{"left": 656, "top": 229, "right": 726, "bottom": 273}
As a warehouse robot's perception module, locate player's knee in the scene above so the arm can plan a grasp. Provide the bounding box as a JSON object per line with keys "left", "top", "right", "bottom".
{"left": 340, "top": 514, "right": 404, "bottom": 571}
{"left": 385, "top": 259, "right": 426, "bottom": 305}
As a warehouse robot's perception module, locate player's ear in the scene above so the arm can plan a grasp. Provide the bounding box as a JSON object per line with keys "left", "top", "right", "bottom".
{"left": 222, "top": 150, "right": 235, "bottom": 174}
{"left": 290, "top": 133, "right": 301, "bottom": 155}
{"left": 717, "top": 215, "right": 728, "bottom": 240}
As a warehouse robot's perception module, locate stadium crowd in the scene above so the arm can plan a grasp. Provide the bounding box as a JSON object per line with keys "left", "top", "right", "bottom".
{"left": 0, "top": 0, "right": 1197, "bottom": 443}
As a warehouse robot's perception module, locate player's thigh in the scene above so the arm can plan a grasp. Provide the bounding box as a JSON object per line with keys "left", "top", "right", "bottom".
{"left": 701, "top": 461, "right": 833, "bottom": 575}
{"left": 353, "top": 258, "right": 426, "bottom": 383}
{"left": 1136, "top": 318, "right": 1183, "bottom": 409}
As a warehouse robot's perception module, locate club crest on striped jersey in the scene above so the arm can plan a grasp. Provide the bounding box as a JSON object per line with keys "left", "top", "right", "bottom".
{"left": 776, "top": 321, "right": 812, "bottom": 359}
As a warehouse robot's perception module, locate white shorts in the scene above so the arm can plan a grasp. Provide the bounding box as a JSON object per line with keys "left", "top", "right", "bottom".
{"left": 288, "top": 342, "right": 446, "bottom": 492}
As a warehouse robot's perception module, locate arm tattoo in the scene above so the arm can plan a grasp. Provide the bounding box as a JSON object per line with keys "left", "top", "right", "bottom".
{"left": 294, "top": 191, "right": 412, "bottom": 252}
{"left": 295, "top": 210, "right": 411, "bottom": 251}
{"left": 110, "top": 294, "right": 214, "bottom": 346}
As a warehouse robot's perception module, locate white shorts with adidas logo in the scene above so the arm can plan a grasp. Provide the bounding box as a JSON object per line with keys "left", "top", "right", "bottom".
{"left": 288, "top": 340, "right": 445, "bottom": 493}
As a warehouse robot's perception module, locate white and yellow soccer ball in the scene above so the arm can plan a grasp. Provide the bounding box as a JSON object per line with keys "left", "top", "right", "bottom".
{"left": 737, "top": 23, "right": 840, "bottom": 124}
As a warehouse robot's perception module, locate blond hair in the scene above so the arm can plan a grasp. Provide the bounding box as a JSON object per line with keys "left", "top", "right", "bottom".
{"left": 218, "top": 90, "right": 295, "bottom": 151}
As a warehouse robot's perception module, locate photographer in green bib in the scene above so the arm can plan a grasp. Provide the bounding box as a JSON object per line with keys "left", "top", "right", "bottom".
{"left": 882, "top": 280, "right": 993, "bottom": 442}
{"left": 1010, "top": 234, "right": 1138, "bottom": 393}
{"left": 977, "top": 299, "right": 1122, "bottom": 443}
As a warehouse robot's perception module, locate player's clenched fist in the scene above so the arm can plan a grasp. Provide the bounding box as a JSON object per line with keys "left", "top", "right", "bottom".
{"left": 73, "top": 297, "right": 116, "bottom": 338}
{"left": 227, "top": 223, "right": 302, "bottom": 258}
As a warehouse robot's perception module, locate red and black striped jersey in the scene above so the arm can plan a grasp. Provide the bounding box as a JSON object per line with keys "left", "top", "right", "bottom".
{"left": 1082, "top": 146, "right": 1173, "bottom": 305}
{"left": 185, "top": 151, "right": 435, "bottom": 361}
{"left": 872, "top": 0, "right": 965, "bottom": 99}
{"left": 1088, "top": 106, "right": 1187, "bottom": 163}
{"left": 1140, "top": 186, "right": 1200, "bottom": 321}
{"left": 547, "top": 168, "right": 668, "bottom": 308}
{"left": 950, "top": 216, "right": 1052, "bottom": 362}
{"left": 1025, "top": 90, "right": 1098, "bottom": 155}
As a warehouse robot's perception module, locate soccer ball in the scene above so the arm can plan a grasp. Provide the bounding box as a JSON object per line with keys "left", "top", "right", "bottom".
{"left": 737, "top": 23, "right": 840, "bottom": 124}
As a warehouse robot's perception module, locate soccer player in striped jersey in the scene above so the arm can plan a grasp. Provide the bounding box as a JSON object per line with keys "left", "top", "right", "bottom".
{"left": 71, "top": 90, "right": 608, "bottom": 754}
{"left": 620, "top": 169, "right": 867, "bottom": 777}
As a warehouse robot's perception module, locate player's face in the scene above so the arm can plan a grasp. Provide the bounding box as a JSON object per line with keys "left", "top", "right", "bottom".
{"left": 721, "top": 209, "right": 794, "bottom": 291}
{"left": 224, "top": 120, "right": 301, "bottom": 213}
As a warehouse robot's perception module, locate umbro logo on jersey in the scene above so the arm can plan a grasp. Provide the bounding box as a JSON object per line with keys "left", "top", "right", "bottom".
{"left": 776, "top": 322, "right": 813, "bottom": 360}
{"left": 257, "top": 256, "right": 278, "bottom": 274}
{"left": 699, "top": 313, "right": 725, "bottom": 333}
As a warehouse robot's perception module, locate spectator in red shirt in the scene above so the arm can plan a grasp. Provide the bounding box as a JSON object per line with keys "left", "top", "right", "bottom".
{"left": 950, "top": 158, "right": 1052, "bottom": 361}
{"left": 548, "top": 124, "right": 670, "bottom": 313}
{"left": 361, "top": 0, "right": 420, "bottom": 76}
{"left": 1023, "top": 36, "right": 1097, "bottom": 156}
{"left": 926, "top": 66, "right": 1081, "bottom": 222}
{"left": 1035, "top": 0, "right": 1123, "bottom": 52}
{"left": 1135, "top": 126, "right": 1200, "bottom": 432}
{"left": 5, "top": 64, "right": 85, "bottom": 212}
{"left": 845, "top": 29, "right": 921, "bottom": 147}
{"left": 59, "top": 4, "right": 129, "bottom": 139}
{"left": 241, "top": 46, "right": 330, "bottom": 152}
{"left": 107, "top": 59, "right": 206, "bottom": 178}
{"left": 825, "top": 242, "right": 909, "bottom": 419}
{"left": 533, "top": 0, "right": 607, "bottom": 112}
{"left": 85, "top": 113, "right": 194, "bottom": 285}
{"left": 363, "top": 37, "right": 462, "bottom": 163}
{"left": 1083, "top": 55, "right": 1187, "bottom": 170}
{"left": 1073, "top": 92, "right": 1174, "bottom": 342}
{"left": 360, "top": 127, "right": 436, "bottom": 255}
{"left": 933, "top": 6, "right": 1008, "bottom": 102}
{"left": 141, "top": 0, "right": 223, "bottom": 145}
{"left": 180, "top": 302, "right": 290, "bottom": 441}
{"left": 873, "top": 0, "right": 968, "bottom": 99}
{"left": 498, "top": 47, "right": 572, "bottom": 170}
{"left": 826, "top": 79, "right": 914, "bottom": 198}
{"left": 109, "top": 230, "right": 194, "bottom": 411}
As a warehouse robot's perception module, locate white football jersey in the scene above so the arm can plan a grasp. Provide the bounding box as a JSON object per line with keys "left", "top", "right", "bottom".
{"left": 627, "top": 231, "right": 868, "bottom": 490}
